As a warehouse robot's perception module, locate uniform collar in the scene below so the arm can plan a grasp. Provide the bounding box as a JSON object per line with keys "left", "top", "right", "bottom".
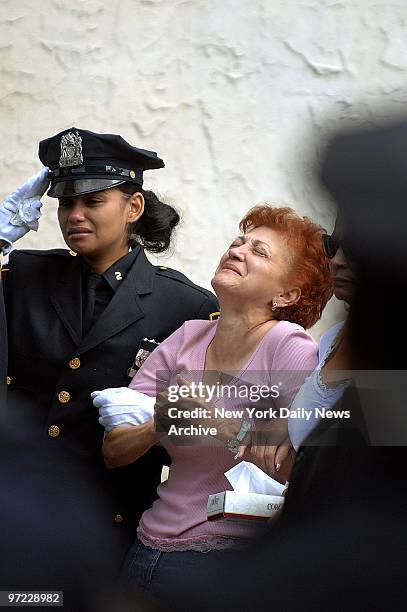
{"left": 126, "top": 246, "right": 155, "bottom": 295}
{"left": 81, "top": 246, "right": 142, "bottom": 293}
{"left": 102, "top": 247, "right": 141, "bottom": 292}
{"left": 78, "top": 246, "right": 154, "bottom": 352}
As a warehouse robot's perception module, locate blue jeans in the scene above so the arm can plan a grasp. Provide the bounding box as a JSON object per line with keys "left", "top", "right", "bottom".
{"left": 121, "top": 538, "right": 238, "bottom": 610}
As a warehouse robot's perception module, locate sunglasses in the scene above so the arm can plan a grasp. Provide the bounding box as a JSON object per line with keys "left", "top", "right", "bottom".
{"left": 322, "top": 234, "right": 345, "bottom": 259}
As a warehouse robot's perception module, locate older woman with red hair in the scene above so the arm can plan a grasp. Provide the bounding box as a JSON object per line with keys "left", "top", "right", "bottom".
{"left": 94, "top": 205, "right": 332, "bottom": 605}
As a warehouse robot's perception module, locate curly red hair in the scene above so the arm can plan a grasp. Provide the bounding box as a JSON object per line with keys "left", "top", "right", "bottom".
{"left": 240, "top": 205, "right": 333, "bottom": 329}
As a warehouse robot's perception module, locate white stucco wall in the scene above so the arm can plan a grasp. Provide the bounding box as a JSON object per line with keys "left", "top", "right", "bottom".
{"left": 1, "top": 0, "right": 406, "bottom": 338}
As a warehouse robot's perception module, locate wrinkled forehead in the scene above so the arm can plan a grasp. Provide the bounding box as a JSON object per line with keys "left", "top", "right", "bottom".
{"left": 245, "top": 224, "right": 286, "bottom": 243}
{"left": 245, "top": 226, "right": 294, "bottom": 265}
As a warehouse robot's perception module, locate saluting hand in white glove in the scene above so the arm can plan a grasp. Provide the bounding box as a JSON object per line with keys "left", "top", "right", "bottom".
{"left": 92, "top": 387, "right": 155, "bottom": 433}
{"left": 0, "top": 167, "right": 50, "bottom": 252}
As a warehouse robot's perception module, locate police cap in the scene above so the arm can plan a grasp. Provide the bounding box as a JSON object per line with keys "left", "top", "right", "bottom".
{"left": 39, "top": 127, "right": 164, "bottom": 198}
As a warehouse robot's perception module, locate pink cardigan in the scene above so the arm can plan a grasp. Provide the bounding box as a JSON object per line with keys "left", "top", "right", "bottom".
{"left": 130, "top": 319, "right": 317, "bottom": 552}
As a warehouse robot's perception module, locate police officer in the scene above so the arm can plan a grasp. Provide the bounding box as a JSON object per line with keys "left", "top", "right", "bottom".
{"left": 0, "top": 127, "right": 219, "bottom": 606}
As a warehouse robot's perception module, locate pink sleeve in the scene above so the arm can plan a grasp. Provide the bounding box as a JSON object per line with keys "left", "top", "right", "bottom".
{"left": 271, "top": 328, "right": 318, "bottom": 409}
{"left": 128, "top": 324, "right": 185, "bottom": 397}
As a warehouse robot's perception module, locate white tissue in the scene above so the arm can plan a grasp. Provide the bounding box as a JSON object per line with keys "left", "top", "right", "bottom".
{"left": 225, "top": 461, "right": 285, "bottom": 496}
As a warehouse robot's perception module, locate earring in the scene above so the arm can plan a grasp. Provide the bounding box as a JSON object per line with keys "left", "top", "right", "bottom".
{"left": 272, "top": 302, "right": 278, "bottom": 311}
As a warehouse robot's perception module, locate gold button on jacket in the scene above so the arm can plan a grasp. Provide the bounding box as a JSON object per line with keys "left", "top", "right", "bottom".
{"left": 48, "top": 425, "right": 60, "bottom": 438}
{"left": 58, "top": 390, "right": 70, "bottom": 403}
{"left": 69, "top": 357, "right": 81, "bottom": 369}
{"left": 114, "top": 514, "right": 124, "bottom": 523}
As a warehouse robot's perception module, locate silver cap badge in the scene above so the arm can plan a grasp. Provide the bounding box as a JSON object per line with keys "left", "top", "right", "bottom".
{"left": 59, "top": 131, "right": 83, "bottom": 167}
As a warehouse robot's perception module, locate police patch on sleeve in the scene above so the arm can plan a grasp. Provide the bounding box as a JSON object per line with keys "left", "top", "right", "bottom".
{"left": 127, "top": 338, "right": 160, "bottom": 377}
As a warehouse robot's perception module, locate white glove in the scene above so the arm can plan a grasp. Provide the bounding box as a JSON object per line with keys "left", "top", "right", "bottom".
{"left": 92, "top": 387, "right": 155, "bottom": 433}
{"left": 0, "top": 167, "right": 50, "bottom": 253}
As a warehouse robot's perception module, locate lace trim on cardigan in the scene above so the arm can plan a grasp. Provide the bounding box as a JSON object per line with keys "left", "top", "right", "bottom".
{"left": 137, "top": 526, "right": 247, "bottom": 553}
{"left": 315, "top": 333, "right": 349, "bottom": 394}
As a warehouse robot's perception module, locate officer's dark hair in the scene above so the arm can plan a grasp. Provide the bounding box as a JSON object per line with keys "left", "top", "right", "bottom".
{"left": 117, "top": 183, "right": 180, "bottom": 253}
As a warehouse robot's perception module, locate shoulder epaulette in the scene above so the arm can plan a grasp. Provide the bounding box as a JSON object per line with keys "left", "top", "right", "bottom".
{"left": 10, "top": 248, "right": 77, "bottom": 258}
{"left": 155, "top": 265, "right": 213, "bottom": 298}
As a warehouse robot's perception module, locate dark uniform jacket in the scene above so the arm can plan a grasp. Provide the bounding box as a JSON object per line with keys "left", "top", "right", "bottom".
{"left": 0, "top": 267, "right": 6, "bottom": 408}
{"left": 1, "top": 246, "right": 219, "bottom": 589}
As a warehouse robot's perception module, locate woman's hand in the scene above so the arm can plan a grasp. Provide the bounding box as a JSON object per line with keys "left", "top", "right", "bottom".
{"left": 153, "top": 375, "right": 214, "bottom": 431}
{"left": 154, "top": 374, "right": 242, "bottom": 444}
{"left": 236, "top": 419, "right": 295, "bottom": 480}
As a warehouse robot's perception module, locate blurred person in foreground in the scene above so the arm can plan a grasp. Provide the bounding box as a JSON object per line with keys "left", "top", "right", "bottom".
{"left": 179, "top": 119, "right": 407, "bottom": 612}
{"left": 94, "top": 205, "right": 333, "bottom": 609}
